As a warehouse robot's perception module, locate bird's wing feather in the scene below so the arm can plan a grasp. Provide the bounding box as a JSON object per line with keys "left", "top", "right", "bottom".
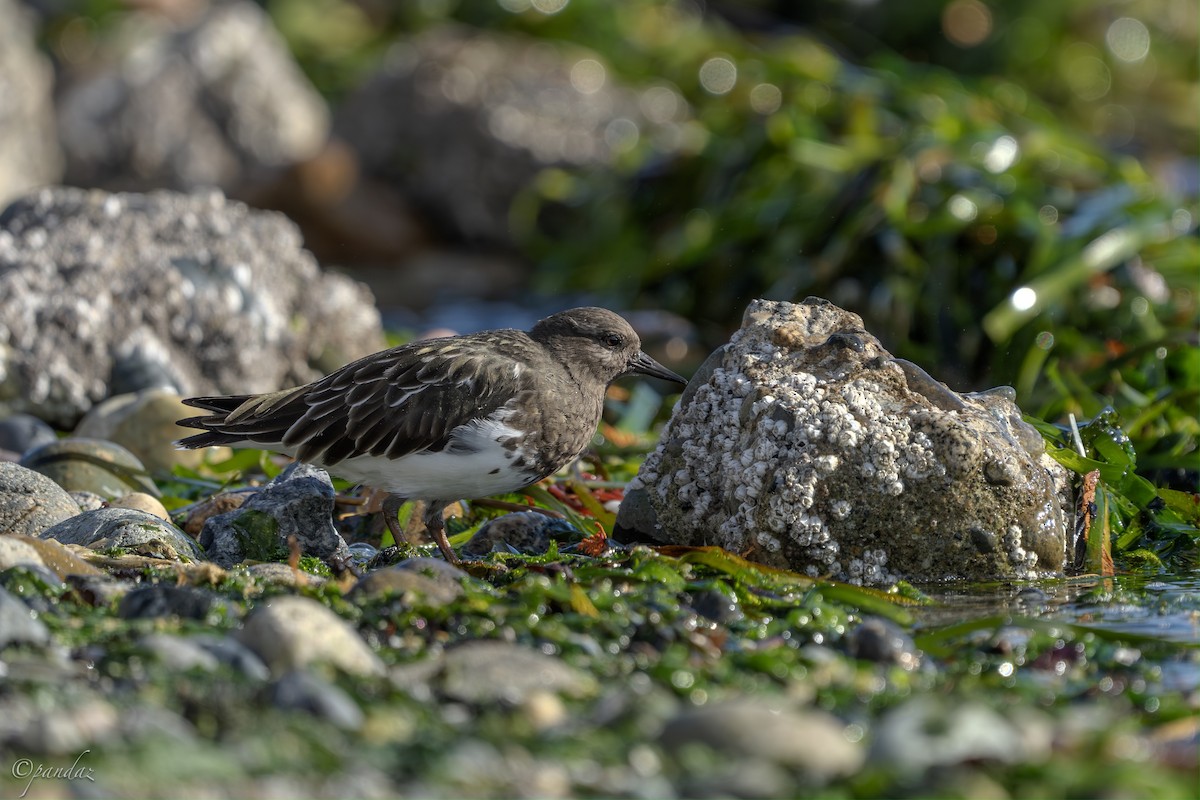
{"left": 267, "top": 336, "right": 533, "bottom": 465}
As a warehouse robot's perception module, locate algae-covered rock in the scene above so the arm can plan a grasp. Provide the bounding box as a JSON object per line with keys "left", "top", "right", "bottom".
{"left": 617, "top": 297, "right": 1071, "bottom": 584}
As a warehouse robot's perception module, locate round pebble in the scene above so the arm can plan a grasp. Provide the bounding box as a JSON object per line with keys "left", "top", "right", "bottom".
{"left": 0, "top": 413, "right": 58, "bottom": 457}
{"left": 0, "top": 586, "right": 51, "bottom": 648}
{"left": 109, "top": 491, "right": 171, "bottom": 521}
{"left": 118, "top": 585, "right": 224, "bottom": 620}
{"left": 236, "top": 595, "right": 385, "bottom": 677}
{"left": 462, "top": 511, "right": 579, "bottom": 557}
{"left": 869, "top": 696, "right": 1027, "bottom": 771}
{"left": 659, "top": 699, "right": 864, "bottom": 784}
{"left": 847, "top": 616, "right": 922, "bottom": 670}
{"left": 75, "top": 389, "right": 209, "bottom": 475}
{"left": 268, "top": 669, "right": 365, "bottom": 730}
{"left": 439, "top": 640, "right": 597, "bottom": 704}
{"left": 0, "top": 462, "right": 82, "bottom": 538}
{"left": 20, "top": 437, "right": 159, "bottom": 499}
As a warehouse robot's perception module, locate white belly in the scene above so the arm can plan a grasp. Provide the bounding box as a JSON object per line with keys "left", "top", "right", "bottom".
{"left": 327, "top": 444, "right": 533, "bottom": 500}
{"left": 303, "top": 410, "right": 535, "bottom": 501}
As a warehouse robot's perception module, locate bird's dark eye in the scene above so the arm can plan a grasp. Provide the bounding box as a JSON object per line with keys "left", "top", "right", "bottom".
{"left": 602, "top": 332, "right": 624, "bottom": 348}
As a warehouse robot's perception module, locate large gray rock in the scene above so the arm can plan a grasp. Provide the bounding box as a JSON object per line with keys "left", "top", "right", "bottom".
{"left": 0, "top": 462, "right": 82, "bottom": 538}
{"left": 335, "top": 27, "right": 690, "bottom": 244}
{"left": 199, "top": 462, "right": 348, "bottom": 568}
{"left": 57, "top": 0, "right": 328, "bottom": 194}
{"left": 0, "top": 0, "right": 63, "bottom": 207}
{"left": 40, "top": 507, "right": 203, "bottom": 562}
{"left": 617, "top": 298, "right": 1072, "bottom": 584}
{"left": 0, "top": 187, "right": 384, "bottom": 427}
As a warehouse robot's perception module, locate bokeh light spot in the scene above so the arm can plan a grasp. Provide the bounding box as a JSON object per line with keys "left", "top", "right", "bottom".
{"left": 750, "top": 83, "right": 782, "bottom": 114}
{"left": 1011, "top": 287, "right": 1037, "bottom": 312}
{"left": 699, "top": 57, "right": 737, "bottom": 95}
{"left": 530, "top": 0, "right": 568, "bottom": 15}
{"left": 570, "top": 59, "right": 606, "bottom": 95}
{"left": 1036, "top": 331, "right": 1055, "bottom": 350}
{"left": 983, "top": 135, "right": 1019, "bottom": 173}
{"left": 604, "top": 118, "right": 640, "bottom": 153}
{"left": 1106, "top": 18, "right": 1151, "bottom": 63}
{"left": 1038, "top": 205, "right": 1059, "bottom": 225}
{"left": 1065, "top": 49, "right": 1111, "bottom": 101}
{"left": 948, "top": 194, "right": 978, "bottom": 222}
{"left": 942, "top": 0, "right": 993, "bottom": 47}
{"left": 640, "top": 85, "right": 682, "bottom": 123}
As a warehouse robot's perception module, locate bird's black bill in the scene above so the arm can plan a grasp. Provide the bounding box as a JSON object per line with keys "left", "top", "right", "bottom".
{"left": 627, "top": 351, "right": 687, "bottom": 385}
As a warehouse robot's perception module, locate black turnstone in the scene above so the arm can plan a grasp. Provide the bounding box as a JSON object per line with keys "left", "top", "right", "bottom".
{"left": 176, "top": 307, "right": 686, "bottom": 564}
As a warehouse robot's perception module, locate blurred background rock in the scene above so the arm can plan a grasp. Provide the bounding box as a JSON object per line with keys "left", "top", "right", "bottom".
{"left": 3, "top": 0, "right": 1197, "bottom": 467}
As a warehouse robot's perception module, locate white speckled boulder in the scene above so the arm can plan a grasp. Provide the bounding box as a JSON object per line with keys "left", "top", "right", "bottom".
{"left": 0, "top": 187, "right": 384, "bottom": 427}
{"left": 616, "top": 298, "right": 1072, "bottom": 584}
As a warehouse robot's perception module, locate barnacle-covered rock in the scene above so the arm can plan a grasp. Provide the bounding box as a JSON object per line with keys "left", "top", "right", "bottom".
{"left": 617, "top": 298, "right": 1071, "bottom": 584}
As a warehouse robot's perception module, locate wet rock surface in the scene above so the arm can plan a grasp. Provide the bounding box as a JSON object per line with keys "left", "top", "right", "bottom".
{"left": 41, "top": 507, "right": 203, "bottom": 562}
{"left": 0, "top": 187, "right": 384, "bottom": 427}
{"left": 618, "top": 297, "right": 1072, "bottom": 583}
{"left": 199, "top": 462, "right": 348, "bottom": 568}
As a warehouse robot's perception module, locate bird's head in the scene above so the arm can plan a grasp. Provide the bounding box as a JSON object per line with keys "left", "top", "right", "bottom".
{"left": 531, "top": 307, "right": 686, "bottom": 387}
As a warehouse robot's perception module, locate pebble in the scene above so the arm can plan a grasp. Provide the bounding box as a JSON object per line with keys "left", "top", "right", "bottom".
{"left": 268, "top": 669, "right": 365, "bottom": 730}
{"left": 181, "top": 490, "right": 250, "bottom": 537}
{"left": 0, "top": 564, "right": 65, "bottom": 608}
{"left": 70, "top": 490, "right": 108, "bottom": 511}
{"left": 0, "top": 536, "right": 48, "bottom": 572}
{"left": 659, "top": 698, "right": 864, "bottom": 784}
{"left": 109, "top": 491, "right": 172, "bottom": 521}
{"left": 439, "top": 640, "right": 597, "bottom": 704}
{"left": 117, "top": 585, "right": 224, "bottom": 621}
{"left": 17, "top": 536, "right": 105, "bottom": 579}
{"left": 350, "top": 560, "right": 467, "bottom": 605}
{"left": 0, "top": 413, "right": 58, "bottom": 456}
{"left": 65, "top": 573, "right": 134, "bottom": 607}
{"left": 244, "top": 562, "right": 327, "bottom": 588}
{"left": 40, "top": 507, "right": 204, "bottom": 562}
{"left": 20, "top": 437, "right": 160, "bottom": 499}
{"left": 0, "top": 586, "right": 50, "bottom": 648}
{"left": 236, "top": 595, "right": 385, "bottom": 677}
{"left": 689, "top": 586, "right": 743, "bottom": 624}
{"left": 6, "top": 695, "right": 120, "bottom": 755}
{"left": 75, "top": 388, "right": 209, "bottom": 475}
{"left": 0, "top": 462, "right": 82, "bottom": 537}
{"left": 136, "top": 633, "right": 270, "bottom": 680}
{"left": 462, "top": 511, "right": 579, "bottom": 557}
{"left": 846, "top": 616, "right": 922, "bottom": 670}
{"left": 869, "top": 696, "right": 1029, "bottom": 771}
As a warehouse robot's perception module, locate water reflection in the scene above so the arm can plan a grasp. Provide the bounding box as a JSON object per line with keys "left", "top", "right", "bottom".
{"left": 913, "top": 572, "right": 1200, "bottom": 647}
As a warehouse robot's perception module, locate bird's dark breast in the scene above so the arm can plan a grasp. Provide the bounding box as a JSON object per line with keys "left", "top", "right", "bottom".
{"left": 502, "top": 386, "right": 604, "bottom": 482}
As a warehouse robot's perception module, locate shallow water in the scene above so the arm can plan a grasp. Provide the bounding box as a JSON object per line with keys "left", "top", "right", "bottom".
{"left": 913, "top": 571, "right": 1200, "bottom": 689}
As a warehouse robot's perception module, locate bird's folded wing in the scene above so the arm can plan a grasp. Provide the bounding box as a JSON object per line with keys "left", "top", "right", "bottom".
{"left": 276, "top": 341, "right": 529, "bottom": 465}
